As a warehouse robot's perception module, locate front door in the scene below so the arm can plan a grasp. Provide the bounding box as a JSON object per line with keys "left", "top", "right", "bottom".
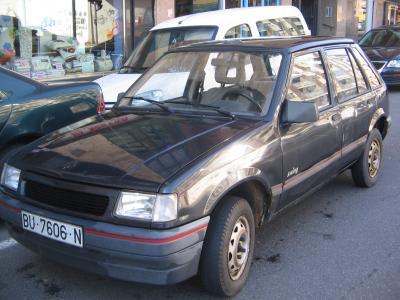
{"left": 278, "top": 50, "right": 343, "bottom": 209}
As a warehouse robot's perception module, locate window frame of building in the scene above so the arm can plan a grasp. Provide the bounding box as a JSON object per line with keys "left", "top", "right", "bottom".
{"left": 286, "top": 50, "right": 332, "bottom": 111}
{"left": 224, "top": 24, "right": 252, "bottom": 39}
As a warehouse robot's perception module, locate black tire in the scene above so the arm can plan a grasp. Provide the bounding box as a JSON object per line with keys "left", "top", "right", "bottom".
{"left": 200, "top": 196, "right": 255, "bottom": 297}
{"left": 352, "top": 129, "right": 383, "bottom": 187}
{"left": 0, "top": 144, "right": 25, "bottom": 173}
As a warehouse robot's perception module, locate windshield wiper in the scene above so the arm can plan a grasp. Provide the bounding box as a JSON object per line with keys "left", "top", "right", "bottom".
{"left": 122, "top": 96, "right": 173, "bottom": 113}
{"left": 164, "top": 99, "right": 235, "bottom": 119}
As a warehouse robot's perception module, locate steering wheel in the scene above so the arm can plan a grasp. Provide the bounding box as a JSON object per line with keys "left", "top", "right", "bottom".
{"left": 221, "top": 88, "right": 263, "bottom": 112}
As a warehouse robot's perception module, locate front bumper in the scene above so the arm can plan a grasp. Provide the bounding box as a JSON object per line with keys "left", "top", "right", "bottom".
{"left": 0, "top": 190, "right": 209, "bottom": 285}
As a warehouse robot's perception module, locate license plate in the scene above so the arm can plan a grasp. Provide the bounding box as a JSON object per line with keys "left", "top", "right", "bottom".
{"left": 21, "top": 211, "right": 83, "bottom": 248}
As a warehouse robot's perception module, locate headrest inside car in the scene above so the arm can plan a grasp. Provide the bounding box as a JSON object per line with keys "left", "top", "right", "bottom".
{"left": 211, "top": 57, "right": 245, "bottom": 85}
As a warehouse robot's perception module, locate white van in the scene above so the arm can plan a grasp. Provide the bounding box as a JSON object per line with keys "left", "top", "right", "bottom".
{"left": 95, "top": 6, "right": 310, "bottom": 108}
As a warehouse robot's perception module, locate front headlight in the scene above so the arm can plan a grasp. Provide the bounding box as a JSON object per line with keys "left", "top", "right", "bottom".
{"left": 115, "top": 192, "right": 177, "bottom": 222}
{"left": 386, "top": 58, "right": 400, "bottom": 68}
{"left": 0, "top": 164, "right": 21, "bottom": 191}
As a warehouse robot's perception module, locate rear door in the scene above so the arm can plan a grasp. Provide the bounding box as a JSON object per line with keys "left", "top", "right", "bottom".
{"left": 278, "top": 49, "right": 343, "bottom": 209}
{"left": 323, "top": 46, "right": 379, "bottom": 165}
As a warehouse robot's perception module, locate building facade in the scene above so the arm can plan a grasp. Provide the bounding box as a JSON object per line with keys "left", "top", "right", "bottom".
{"left": 0, "top": 0, "right": 398, "bottom": 82}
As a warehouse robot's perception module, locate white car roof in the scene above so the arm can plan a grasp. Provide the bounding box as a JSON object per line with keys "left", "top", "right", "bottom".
{"left": 151, "top": 6, "right": 308, "bottom": 31}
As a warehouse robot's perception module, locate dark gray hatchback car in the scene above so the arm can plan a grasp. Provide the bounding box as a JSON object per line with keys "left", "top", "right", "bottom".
{"left": 0, "top": 37, "right": 390, "bottom": 296}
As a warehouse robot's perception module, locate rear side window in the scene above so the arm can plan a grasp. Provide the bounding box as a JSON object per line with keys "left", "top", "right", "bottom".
{"left": 348, "top": 51, "right": 368, "bottom": 94}
{"left": 352, "top": 48, "right": 380, "bottom": 89}
{"left": 257, "top": 17, "right": 305, "bottom": 37}
{"left": 224, "top": 24, "right": 252, "bottom": 39}
{"left": 287, "top": 52, "right": 330, "bottom": 109}
{"left": 325, "top": 48, "right": 358, "bottom": 102}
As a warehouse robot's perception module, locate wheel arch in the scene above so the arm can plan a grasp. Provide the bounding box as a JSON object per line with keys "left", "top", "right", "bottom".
{"left": 206, "top": 175, "right": 272, "bottom": 227}
{"left": 369, "top": 108, "right": 389, "bottom": 140}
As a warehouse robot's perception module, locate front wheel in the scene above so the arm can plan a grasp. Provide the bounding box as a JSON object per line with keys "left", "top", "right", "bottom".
{"left": 200, "top": 196, "right": 255, "bottom": 297}
{"left": 352, "top": 129, "right": 383, "bottom": 187}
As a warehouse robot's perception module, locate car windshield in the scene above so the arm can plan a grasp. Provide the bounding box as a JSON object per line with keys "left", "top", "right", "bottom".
{"left": 359, "top": 29, "right": 400, "bottom": 47}
{"left": 120, "top": 26, "right": 218, "bottom": 74}
{"left": 118, "top": 50, "right": 283, "bottom": 117}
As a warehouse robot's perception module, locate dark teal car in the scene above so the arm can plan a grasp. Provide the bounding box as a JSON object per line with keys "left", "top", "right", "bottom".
{"left": 0, "top": 67, "right": 104, "bottom": 163}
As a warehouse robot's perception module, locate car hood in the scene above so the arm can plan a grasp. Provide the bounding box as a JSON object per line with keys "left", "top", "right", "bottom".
{"left": 94, "top": 73, "right": 141, "bottom": 105}
{"left": 361, "top": 46, "right": 400, "bottom": 61}
{"left": 13, "top": 112, "right": 253, "bottom": 192}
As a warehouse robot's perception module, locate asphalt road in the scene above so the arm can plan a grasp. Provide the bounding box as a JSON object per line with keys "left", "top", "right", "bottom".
{"left": 0, "top": 90, "right": 400, "bottom": 300}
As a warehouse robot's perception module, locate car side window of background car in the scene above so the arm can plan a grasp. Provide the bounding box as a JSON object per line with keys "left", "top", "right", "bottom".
{"left": 286, "top": 51, "right": 330, "bottom": 109}
{"left": 325, "top": 48, "right": 358, "bottom": 102}
{"left": 352, "top": 48, "right": 380, "bottom": 89}
{"left": 348, "top": 50, "right": 368, "bottom": 95}
{"left": 257, "top": 17, "right": 305, "bottom": 37}
{"left": 224, "top": 24, "right": 252, "bottom": 39}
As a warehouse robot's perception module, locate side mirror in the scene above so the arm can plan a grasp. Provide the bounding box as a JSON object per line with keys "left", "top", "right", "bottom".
{"left": 282, "top": 100, "right": 319, "bottom": 124}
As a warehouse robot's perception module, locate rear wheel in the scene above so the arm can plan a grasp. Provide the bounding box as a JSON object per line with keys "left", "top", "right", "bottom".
{"left": 200, "top": 196, "right": 255, "bottom": 297}
{"left": 352, "top": 129, "right": 383, "bottom": 187}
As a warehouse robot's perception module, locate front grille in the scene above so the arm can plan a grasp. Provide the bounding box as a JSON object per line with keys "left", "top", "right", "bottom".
{"left": 372, "top": 61, "right": 386, "bottom": 70}
{"left": 24, "top": 180, "right": 109, "bottom": 216}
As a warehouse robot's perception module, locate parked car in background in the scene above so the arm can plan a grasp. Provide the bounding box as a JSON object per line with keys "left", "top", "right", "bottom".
{"left": 95, "top": 5, "right": 310, "bottom": 108}
{"left": 0, "top": 37, "right": 389, "bottom": 297}
{"left": 0, "top": 66, "right": 104, "bottom": 165}
{"left": 359, "top": 25, "right": 400, "bottom": 85}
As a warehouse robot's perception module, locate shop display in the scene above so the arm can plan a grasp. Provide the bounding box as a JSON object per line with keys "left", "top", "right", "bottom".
{"left": 0, "top": 15, "right": 16, "bottom": 65}
{"left": 94, "top": 50, "right": 113, "bottom": 72}
{"left": 0, "top": 0, "right": 126, "bottom": 81}
{"left": 18, "top": 28, "right": 33, "bottom": 59}
{"left": 80, "top": 53, "right": 95, "bottom": 73}
{"left": 13, "top": 58, "right": 31, "bottom": 77}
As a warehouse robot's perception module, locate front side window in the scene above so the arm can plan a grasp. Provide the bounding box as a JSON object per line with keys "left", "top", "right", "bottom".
{"left": 352, "top": 48, "right": 380, "bottom": 88}
{"left": 257, "top": 17, "right": 306, "bottom": 37}
{"left": 359, "top": 29, "right": 400, "bottom": 47}
{"left": 121, "top": 27, "right": 218, "bottom": 73}
{"left": 325, "top": 48, "right": 358, "bottom": 102}
{"left": 120, "top": 50, "right": 283, "bottom": 117}
{"left": 287, "top": 52, "right": 330, "bottom": 109}
{"left": 224, "top": 24, "right": 252, "bottom": 39}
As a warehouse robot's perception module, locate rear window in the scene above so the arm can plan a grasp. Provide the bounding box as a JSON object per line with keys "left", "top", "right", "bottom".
{"left": 257, "top": 17, "right": 306, "bottom": 37}
{"left": 225, "top": 24, "right": 252, "bottom": 39}
{"left": 352, "top": 48, "right": 381, "bottom": 89}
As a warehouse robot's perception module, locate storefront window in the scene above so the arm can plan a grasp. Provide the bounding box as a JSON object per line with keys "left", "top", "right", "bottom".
{"left": 225, "top": 0, "right": 241, "bottom": 8}
{"left": 355, "top": 0, "right": 367, "bottom": 36}
{"left": 0, "top": 0, "right": 124, "bottom": 80}
{"left": 176, "top": 0, "right": 218, "bottom": 17}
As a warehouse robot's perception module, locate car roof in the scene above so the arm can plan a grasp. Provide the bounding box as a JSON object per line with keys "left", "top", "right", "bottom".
{"left": 168, "top": 36, "right": 355, "bottom": 54}
{"left": 151, "top": 6, "right": 306, "bottom": 31}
